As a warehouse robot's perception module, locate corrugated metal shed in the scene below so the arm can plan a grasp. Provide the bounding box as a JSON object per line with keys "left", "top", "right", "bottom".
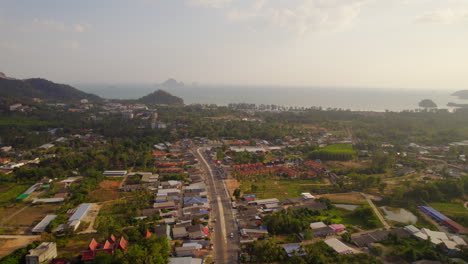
{"left": 32, "top": 215, "right": 57, "bottom": 233}
{"left": 69, "top": 203, "right": 93, "bottom": 222}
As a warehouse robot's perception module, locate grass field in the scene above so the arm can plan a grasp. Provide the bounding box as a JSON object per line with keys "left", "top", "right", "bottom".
{"left": 317, "top": 192, "right": 367, "bottom": 205}
{"left": 0, "top": 184, "right": 29, "bottom": 204}
{"left": 240, "top": 179, "right": 327, "bottom": 199}
{"left": 429, "top": 202, "right": 467, "bottom": 226}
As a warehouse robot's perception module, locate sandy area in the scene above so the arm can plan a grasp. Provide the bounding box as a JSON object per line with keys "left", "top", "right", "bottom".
{"left": 0, "top": 235, "right": 40, "bottom": 258}
{"left": 224, "top": 179, "right": 240, "bottom": 199}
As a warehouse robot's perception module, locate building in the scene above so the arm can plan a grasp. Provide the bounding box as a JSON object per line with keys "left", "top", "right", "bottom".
{"left": 324, "top": 238, "right": 353, "bottom": 254}
{"left": 175, "top": 246, "right": 197, "bottom": 257}
{"left": 103, "top": 170, "right": 128, "bottom": 177}
{"left": 172, "top": 226, "right": 189, "bottom": 239}
{"left": 169, "top": 257, "right": 202, "bottom": 264}
{"left": 247, "top": 198, "right": 280, "bottom": 206}
{"left": 9, "top": 103, "right": 22, "bottom": 111}
{"left": 32, "top": 215, "right": 57, "bottom": 233}
{"left": 282, "top": 244, "right": 306, "bottom": 257}
{"left": 81, "top": 235, "right": 128, "bottom": 261}
{"left": 25, "top": 242, "right": 57, "bottom": 264}
{"left": 38, "top": 143, "right": 55, "bottom": 150}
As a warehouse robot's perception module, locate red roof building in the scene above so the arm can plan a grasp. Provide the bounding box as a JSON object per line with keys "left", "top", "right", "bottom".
{"left": 81, "top": 235, "right": 128, "bottom": 261}
{"left": 442, "top": 219, "right": 468, "bottom": 234}
{"left": 145, "top": 230, "right": 152, "bottom": 238}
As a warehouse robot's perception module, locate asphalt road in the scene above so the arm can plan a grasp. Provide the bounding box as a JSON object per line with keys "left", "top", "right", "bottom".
{"left": 195, "top": 147, "right": 239, "bottom": 264}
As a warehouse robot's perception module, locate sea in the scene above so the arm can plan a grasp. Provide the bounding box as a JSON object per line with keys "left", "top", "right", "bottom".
{"left": 75, "top": 83, "right": 464, "bottom": 112}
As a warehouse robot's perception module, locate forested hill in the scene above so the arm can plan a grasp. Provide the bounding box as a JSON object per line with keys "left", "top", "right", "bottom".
{"left": 0, "top": 77, "right": 102, "bottom": 102}
{"left": 138, "top": 89, "right": 184, "bottom": 105}
{"left": 452, "top": 90, "right": 468, "bottom": 99}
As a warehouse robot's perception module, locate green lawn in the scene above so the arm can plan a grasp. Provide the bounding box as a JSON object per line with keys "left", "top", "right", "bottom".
{"left": 429, "top": 202, "right": 468, "bottom": 226}
{"left": 0, "top": 184, "right": 29, "bottom": 204}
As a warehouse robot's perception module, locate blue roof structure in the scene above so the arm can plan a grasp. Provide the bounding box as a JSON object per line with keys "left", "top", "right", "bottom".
{"left": 418, "top": 206, "right": 450, "bottom": 222}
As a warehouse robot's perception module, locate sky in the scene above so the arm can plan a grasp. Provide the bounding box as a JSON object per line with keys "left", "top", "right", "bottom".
{"left": 0, "top": 0, "right": 467, "bottom": 89}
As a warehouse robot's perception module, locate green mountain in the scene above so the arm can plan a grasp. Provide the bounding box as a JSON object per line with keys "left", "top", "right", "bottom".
{"left": 138, "top": 89, "right": 184, "bottom": 105}
{"left": 0, "top": 77, "right": 102, "bottom": 102}
{"left": 452, "top": 90, "right": 468, "bottom": 100}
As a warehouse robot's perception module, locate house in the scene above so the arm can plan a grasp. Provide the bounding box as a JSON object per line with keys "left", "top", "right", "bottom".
{"left": 329, "top": 224, "right": 346, "bottom": 232}
{"left": 81, "top": 235, "right": 128, "bottom": 261}
{"left": 25, "top": 242, "right": 57, "bottom": 264}
{"left": 187, "top": 224, "right": 208, "bottom": 239}
{"left": 169, "top": 257, "right": 203, "bottom": 264}
{"left": 175, "top": 246, "right": 197, "bottom": 257}
{"left": 312, "top": 226, "right": 335, "bottom": 238}
{"left": 183, "top": 196, "right": 208, "bottom": 206}
{"left": 172, "top": 227, "right": 188, "bottom": 239}
{"left": 310, "top": 222, "right": 327, "bottom": 230}
{"left": 282, "top": 244, "right": 306, "bottom": 257}
{"left": 240, "top": 228, "right": 268, "bottom": 240}
{"left": 154, "top": 225, "right": 171, "bottom": 239}
{"left": 325, "top": 238, "right": 353, "bottom": 254}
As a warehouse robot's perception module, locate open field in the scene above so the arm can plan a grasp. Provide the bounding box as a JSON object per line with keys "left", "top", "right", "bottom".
{"left": 429, "top": 202, "right": 467, "bottom": 226}
{"left": 0, "top": 235, "right": 40, "bottom": 258}
{"left": 89, "top": 179, "right": 121, "bottom": 201}
{"left": 0, "top": 184, "right": 29, "bottom": 204}
{"left": 240, "top": 179, "right": 327, "bottom": 199}
{"left": 57, "top": 233, "right": 102, "bottom": 258}
{"left": 3, "top": 204, "right": 60, "bottom": 227}
{"left": 317, "top": 192, "right": 367, "bottom": 205}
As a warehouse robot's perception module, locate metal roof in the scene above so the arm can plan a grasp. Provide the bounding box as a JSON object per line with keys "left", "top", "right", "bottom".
{"left": 32, "top": 215, "right": 57, "bottom": 233}
{"left": 69, "top": 203, "right": 93, "bottom": 222}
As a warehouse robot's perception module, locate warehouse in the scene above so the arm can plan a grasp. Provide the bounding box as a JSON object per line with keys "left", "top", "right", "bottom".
{"left": 32, "top": 215, "right": 57, "bottom": 233}
{"left": 325, "top": 238, "right": 353, "bottom": 254}
{"left": 103, "top": 170, "right": 128, "bottom": 177}
{"left": 69, "top": 203, "right": 93, "bottom": 222}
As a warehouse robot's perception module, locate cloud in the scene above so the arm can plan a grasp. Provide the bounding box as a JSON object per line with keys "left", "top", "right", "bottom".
{"left": 188, "top": 0, "right": 232, "bottom": 8}
{"left": 27, "top": 19, "right": 89, "bottom": 33}
{"left": 415, "top": 8, "right": 468, "bottom": 24}
{"left": 190, "top": 0, "right": 367, "bottom": 34}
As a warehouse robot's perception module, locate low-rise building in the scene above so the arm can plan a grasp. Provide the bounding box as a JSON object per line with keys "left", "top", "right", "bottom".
{"left": 25, "top": 242, "right": 57, "bottom": 264}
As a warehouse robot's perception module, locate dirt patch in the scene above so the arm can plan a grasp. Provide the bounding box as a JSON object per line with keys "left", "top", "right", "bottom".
{"left": 89, "top": 180, "right": 121, "bottom": 201}
{"left": 318, "top": 192, "right": 366, "bottom": 205}
{"left": 4, "top": 204, "right": 59, "bottom": 227}
{"left": 0, "top": 235, "right": 41, "bottom": 258}
{"left": 224, "top": 178, "right": 240, "bottom": 199}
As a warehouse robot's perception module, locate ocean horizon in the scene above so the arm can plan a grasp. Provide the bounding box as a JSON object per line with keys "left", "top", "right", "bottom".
{"left": 75, "top": 83, "right": 464, "bottom": 112}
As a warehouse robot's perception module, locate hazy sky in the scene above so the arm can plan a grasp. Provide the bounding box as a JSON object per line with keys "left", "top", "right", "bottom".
{"left": 1, "top": 0, "right": 467, "bottom": 89}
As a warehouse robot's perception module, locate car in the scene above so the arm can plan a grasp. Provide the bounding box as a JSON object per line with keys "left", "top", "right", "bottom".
{"left": 229, "top": 232, "right": 234, "bottom": 239}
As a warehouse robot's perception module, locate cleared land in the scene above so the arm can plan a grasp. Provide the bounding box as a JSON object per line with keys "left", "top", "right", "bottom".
{"left": 0, "top": 235, "right": 40, "bottom": 258}
{"left": 317, "top": 192, "right": 367, "bottom": 205}
{"left": 224, "top": 178, "right": 240, "bottom": 200}
{"left": 3, "top": 204, "right": 60, "bottom": 227}
{"left": 240, "top": 179, "right": 327, "bottom": 199}
{"left": 89, "top": 180, "right": 121, "bottom": 201}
